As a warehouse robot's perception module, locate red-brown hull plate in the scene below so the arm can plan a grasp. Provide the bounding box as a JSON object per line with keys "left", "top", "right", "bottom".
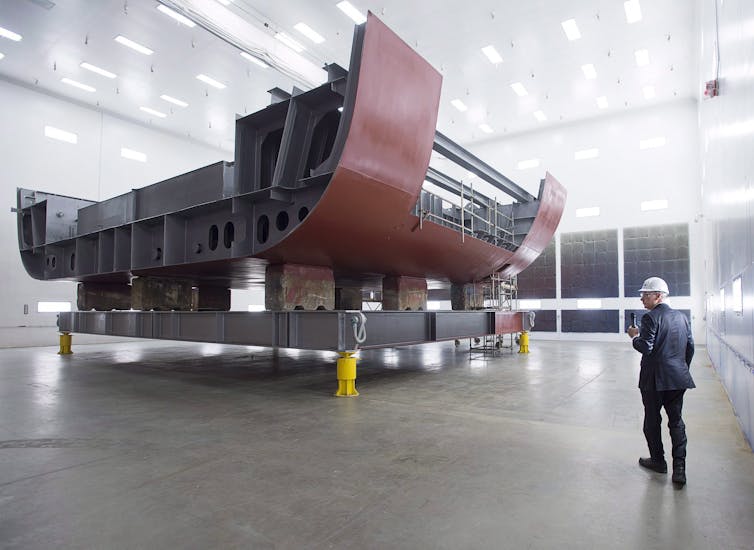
{"left": 261, "top": 15, "right": 565, "bottom": 283}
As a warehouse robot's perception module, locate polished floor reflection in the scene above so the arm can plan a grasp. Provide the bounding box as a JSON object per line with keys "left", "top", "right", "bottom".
{"left": 0, "top": 339, "right": 752, "bottom": 549}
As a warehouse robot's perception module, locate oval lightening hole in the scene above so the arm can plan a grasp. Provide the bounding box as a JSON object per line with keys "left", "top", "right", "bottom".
{"left": 223, "top": 222, "right": 235, "bottom": 249}
{"left": 257, "top": 216, "right": 269, "bottom": 244}
{"left": 209, "top": 225, "right": 219, "bottom": 251}
{"left": 276, "top": 211, "right": 289, "bottom": 231}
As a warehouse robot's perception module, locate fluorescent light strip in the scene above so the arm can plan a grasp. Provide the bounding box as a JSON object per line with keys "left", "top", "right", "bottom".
{"left": 624, "top": 0, "right": 642, "bottom": 23}
{"left": 44, "top": 125, "right": 78, "bottom": 144}
{"left": 0, "top": 26, "right": 22, "bottom": 41}
{"left": 634, "top": 49, "right": 650, "bottom": 66}
{"left": 160, "top": 94, "right": 188, "bottom": 107}
{"left": 37, "top": 301, "right": 71, "bottom": 313}
{"left": 519, "top": 299, "right": 542, "bottom": 309}
{"left": 510, "top": 82, "right": 528, "bottom": 96}
{"left": 574, "top": 148, "right": 599, "bottom": 160}
{"left": 157, "top": 5, "right": 196, "bottom": 27}
{"left": 336, "top": 1, "right": 367, "bottom": 24}
{"left": 481, "top": 45, "right": 503, "bottom": 64}
{"left": 61, "top": 77, "right": 95, "bottom": 92}
{"left": 561, "top": 19, "right": 581, "bottom": 40}
{"left": 517, "top": 158, "right": 540, "bottom": 170}
{"left": 240, "top": 51, "right": 269, "bottom": 68}
{"left": 642, "top": 85, "right": 655, "bottom": 99}
{"left": 274, "top": 32, "right": 305, "bottom": 53}
{"left": 596, "top": 96, "right": 608, "bottom": 109}
{"left": 294, "top": 22, "right": 324, "bottom": 44}
{"left": 196, "top": 73, "right": 226, "bottom": 89}
{"left": 581, "top": 63, "right": 597, "bottom": 80}
{"left": 576, "top": 206, "right": 600, "bottom": 217}
{"left": 114, "top": 35, "right": 153, "bottom": 55}
{"left": 640, "top": 199, "right": 668, "bottom": 211}
{"left": 121, "top": 147, "right": 147, "bottom": 162}
{"left": 0, "top": 52, "right": 4, "bottom": 60}
{"left": 451, "top": 99, "right": 468, "bottom": 112}
{"left": 639, "top": 136, "right": 666, "bottom": 149}
{"left": 80, "top": 62, "right": 116, "bottom": 79}
{"left": 732, "top": 277, "right": 743, "bottom": 313}
{"left": 577, "top": 299, "right": 602, "bottom": 309}
{"left": 534, "top": 110, "right": 547, "bottom": 122}
{"left": 479, "top": 123, "right": 494, "bottom": 134}
{"left": 140, "top": 106, "right": 167, "bottom": 118}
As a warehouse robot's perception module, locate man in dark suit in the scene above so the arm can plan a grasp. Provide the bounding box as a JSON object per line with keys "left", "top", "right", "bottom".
{"left": 627, "top": 276, "right": 695, "bottom": 486}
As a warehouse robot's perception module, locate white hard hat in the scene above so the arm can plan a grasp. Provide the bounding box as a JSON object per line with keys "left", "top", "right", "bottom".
{"left": 639, "top": 277, "right": 669, "bottom": 295}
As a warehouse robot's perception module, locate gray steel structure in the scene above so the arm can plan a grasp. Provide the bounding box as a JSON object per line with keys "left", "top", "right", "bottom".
{"left": 57, "top": 310, "right": 535, "bottom": 352}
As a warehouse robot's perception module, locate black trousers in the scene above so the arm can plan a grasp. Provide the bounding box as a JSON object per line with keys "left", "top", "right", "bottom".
{"left": 640, "top": 389, "right": 687, "bottom": 461}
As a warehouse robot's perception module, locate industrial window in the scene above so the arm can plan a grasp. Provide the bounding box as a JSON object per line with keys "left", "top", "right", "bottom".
{"left": 37, "top": 301, "right": 72, "bottom": 313}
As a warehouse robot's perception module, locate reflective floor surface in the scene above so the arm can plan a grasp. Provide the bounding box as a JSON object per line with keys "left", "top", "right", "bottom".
{"left": 0, "top": 338, "right": 752, "bottom": 549}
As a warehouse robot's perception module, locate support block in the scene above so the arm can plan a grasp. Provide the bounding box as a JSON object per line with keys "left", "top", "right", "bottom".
{"left": 265, "top": 264, "right": 334, "bottom": 310}
{"left": 132, "top": 277, "right": 193, "bottom": 311}
{"left": 77, "top": 282, "right": 132, "bottom": 311}
{"left": 335, "top": 286, "right": 363, "bottom": 310}
{"left": 382, "top": 276, "right": 427, "bottom": 310}
{"left": 451, "top": 282, "right": 485, "bottom": 310}
{"left": 192, "top": 286, "right": 231, "bottom": 311}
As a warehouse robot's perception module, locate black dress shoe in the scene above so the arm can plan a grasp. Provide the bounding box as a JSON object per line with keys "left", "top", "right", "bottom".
{"left": 639, "top": 457, "right": 667, "bottom": 473}
{"left": 672, "top": 460, "right": 686, "bottom": 485}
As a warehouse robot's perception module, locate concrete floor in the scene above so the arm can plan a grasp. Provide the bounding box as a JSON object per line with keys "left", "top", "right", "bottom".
{"left": 0, "top": 338, "right": 752, "bottom": 549}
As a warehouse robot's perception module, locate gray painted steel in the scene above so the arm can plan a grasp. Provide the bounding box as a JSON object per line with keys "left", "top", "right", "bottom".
{"left": 58, "top": 310, "right": 534, "bottom": 351}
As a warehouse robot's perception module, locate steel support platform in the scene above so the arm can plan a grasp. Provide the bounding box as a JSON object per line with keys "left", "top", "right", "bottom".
{"left": 58, "top": 310, "right": 534, "bottom": 352}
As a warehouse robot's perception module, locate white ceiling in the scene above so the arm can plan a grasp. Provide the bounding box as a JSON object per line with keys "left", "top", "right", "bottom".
{"left": 0, "top": 0, "right": 698, "bottom": 153}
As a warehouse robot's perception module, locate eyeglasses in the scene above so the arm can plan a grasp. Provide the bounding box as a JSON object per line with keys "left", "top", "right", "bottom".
{"left": 640, "top": 292, "right": 659, "bottom": 297}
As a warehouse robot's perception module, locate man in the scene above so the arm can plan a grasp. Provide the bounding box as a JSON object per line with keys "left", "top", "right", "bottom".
{"left": 627, "top": 276, "right": 695, "bottom": 486}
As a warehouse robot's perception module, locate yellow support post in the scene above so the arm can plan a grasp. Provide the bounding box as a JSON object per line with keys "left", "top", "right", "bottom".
{"left": 58, "top": 332, "right": 73, "bottom": 355}
{"left": 334, "top": 351, "right": 359, "bottom": 397}
{"left": 518, "top": 331, "right": 530, "bottom": 354}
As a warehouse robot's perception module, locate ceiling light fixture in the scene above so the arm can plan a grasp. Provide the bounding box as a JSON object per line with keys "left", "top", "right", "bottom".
{"left": 574, "top": 148, "right": 599, "bottom": 160}
{"left": 534, "top": 110, "right": 547, "bottom": 122}
{"left": 336, "top": 1, "right": 367, "bottom": 24}
{"left": 61, "top": 77, "right": 95, "bottom": 92}
{"left": 581, "top": 63, "right": 597, "bottom": 80}
{"left": 294, "top": 22, "right": 325, "bottom": 44}
{"left": 450, "top": 99, "right": 468, "bottom": 112}
{"left": 44, "top": 125, "right": 77, "bottom": 144}
{"left": 639, "top": 136, "right": 666, "bottom": 149}
{"left": 634, "top": 49, "right": 650, "bottom": 66}
{"left": 624, "top": 0, "right": 642, "bottom": 23}
{"left": 510, "top": 82, "right": 528, "bottom": 96}
{"left": 0, "top": 26, "right": 22, "bottom": 42}
{"left": 640, "top": 199, "right": 668, "bottom": 211}
{"left": 642, "top": 84, "right": 656, "bottom": 99}
{"left": 561, "top": 19, "right": 581, "bottom": 41}
{"left": 160, "top": 94, "right": 188, "bottom": 107}
{"left": 274, "top": 32, "right": 305, "bottom": 53}
{"left": 0, "top": 52, "right": 4, "bottom": 60}
{"left": 575, "top": 207, "right": 600, "bottom": 218}
{"left": 517, "top": 158, "right": 540, "bottom": 170}
{"left": 80, "top": 62, "right": 116, "bottom": 79}
{"left": 140, "top": 106, "right": 167, "bottom": 118}
{"left": 596, "top": 96, "right": 608, "bottom": 109}
{"left": 157, "top": 5, "right": 196, "bottom": 27}
{"left": 240, "top": 51, "right": 269, "bottom": 68}
{"left": 121, "top": 147, "right": 147, "bottom": 162}
{"left": 196, "top": 73, "right": 226, "bottom": 89}
{"left": 114, "top": 35, "right": 153, "bottom": 55}
{"left": 479, "top": 123, "right": 494, "bottom": 134}
{"left": 481, "top": 45, "right": 503, "bottom": 65}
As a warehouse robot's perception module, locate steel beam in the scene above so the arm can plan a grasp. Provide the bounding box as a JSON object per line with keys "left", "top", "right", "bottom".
{"left": 57, "top": 310, "right": 534, "bottom": 352}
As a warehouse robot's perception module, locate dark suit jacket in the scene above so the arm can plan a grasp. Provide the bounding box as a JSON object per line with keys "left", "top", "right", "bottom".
{"left": 632, "top": 303, "right": 695, "bottom": 391}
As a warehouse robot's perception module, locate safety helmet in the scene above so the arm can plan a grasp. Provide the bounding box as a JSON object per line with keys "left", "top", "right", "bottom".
{"left": 639, "top": 277, "right": 669, "bottom": 295}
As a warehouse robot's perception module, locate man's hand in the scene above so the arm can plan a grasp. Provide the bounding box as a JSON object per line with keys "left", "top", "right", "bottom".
{"left": 627, "top": 326, "right": 639, "bottom": 338}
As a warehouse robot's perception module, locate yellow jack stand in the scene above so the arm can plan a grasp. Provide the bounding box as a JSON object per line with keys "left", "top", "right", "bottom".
{"left": 58, "top": 332, "right": 73, "bottom": 355}
{"left": 518, "top": 331, "right": 530, "bottom": 354}
{"left": 335, "top": 351, "right": 359, "bottom": 397}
